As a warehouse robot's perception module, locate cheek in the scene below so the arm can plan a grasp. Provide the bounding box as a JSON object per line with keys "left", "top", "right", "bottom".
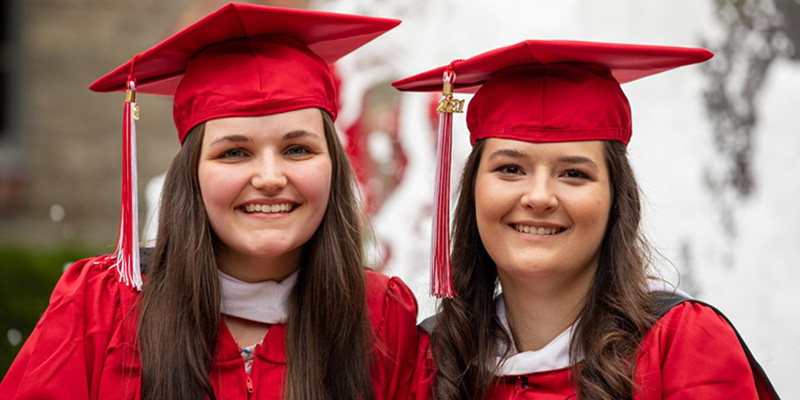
{"left": 474, "top": 176, "right": 512, "bottom": 248}
{"left": 474, "top": 176, "right": 493, "bottom": 230}
{"left": 197, "top": 163, "right": 242, "bottom": 211}
{"left": 295, "top": 160, "right": 332, "bottom": 209}
{"left": 570, "top": 190, "right": 612, "bottom": 237}
{"left": 475, "top": 177, "right": 514, "bottom": 222}
{"left": 197, "top": 163, "right": 217, "bottom": 208}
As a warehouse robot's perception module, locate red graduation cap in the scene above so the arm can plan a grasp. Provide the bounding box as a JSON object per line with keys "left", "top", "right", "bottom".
{"left": 392, "top": 40, "right": 712, "bottom": 298}
{"left": 90, "top": 3, "right": 400, "bottom": 290}
{"left": 91, "top": 2, "right": 401, "bottom": 141}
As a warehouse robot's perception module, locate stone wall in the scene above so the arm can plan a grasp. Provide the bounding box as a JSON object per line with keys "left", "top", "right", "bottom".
{"left": 2, "top": 0, "right": 192, "bottom": 247}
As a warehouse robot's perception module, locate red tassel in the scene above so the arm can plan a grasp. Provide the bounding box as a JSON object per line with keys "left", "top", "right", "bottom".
{"left": 109, "top": 77, "right": 142, "bottom": 291}
{"left": 430, "top": 68, "right": 463, "bottom": 298}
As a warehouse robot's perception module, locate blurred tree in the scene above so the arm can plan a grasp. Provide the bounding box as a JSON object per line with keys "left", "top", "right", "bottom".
{"left": 703, "top": 0, "right": 800, "bottom": 236}
{"left": 0, "top": 246, "right": 96, "bottom": 379}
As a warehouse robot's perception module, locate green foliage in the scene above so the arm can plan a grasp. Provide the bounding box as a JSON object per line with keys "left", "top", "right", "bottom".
{"left": 0, "top": 246, "right": 97, "bottom": 379}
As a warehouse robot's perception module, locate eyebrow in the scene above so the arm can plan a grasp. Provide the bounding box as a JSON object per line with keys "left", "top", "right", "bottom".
{"left": 208, "top": 130, "right": 323, "bottom": 146}
{"left": 557, "top": 155, "right": 599, "bottom": 169}
{"left": 487, "top": 148, "right": 529, "bottom": 161}
{"left": 488, "top": 149, "right": 600, "bottom": 169}
{"left": 209, "top": 134, "right": 251, "bottom": 146}
{"left": 283, "top": 130, "right": 323, "bottom": 141}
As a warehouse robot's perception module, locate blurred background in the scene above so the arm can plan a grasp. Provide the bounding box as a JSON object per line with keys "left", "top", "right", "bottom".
{"left": 1, "top": 0, "right": 798, "bottom": 396}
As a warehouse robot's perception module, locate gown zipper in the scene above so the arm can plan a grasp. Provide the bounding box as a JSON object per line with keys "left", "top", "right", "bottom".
{"left": 246, "top": 375, "right": 254, "bottom": 397}
{"left": 515, "top": 375, "right": 529, "bottom": 390}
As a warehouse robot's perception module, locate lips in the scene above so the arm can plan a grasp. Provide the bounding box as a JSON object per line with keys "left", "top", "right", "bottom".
{"left": 240, "top": 202, "right": 296, "bottom": 214}
{"left": 511, "top": 223, "right": 566, "bottom": 235}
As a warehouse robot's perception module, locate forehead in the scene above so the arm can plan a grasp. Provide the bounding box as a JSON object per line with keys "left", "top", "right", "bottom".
{"left": 203, "top": 108, "right": 325, "bottom": 140}
{"left": 481, "top": 138, "right": 607, "bottom": 161}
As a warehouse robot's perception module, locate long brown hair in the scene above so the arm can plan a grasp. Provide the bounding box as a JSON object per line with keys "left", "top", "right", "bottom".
{"left": 431, "top": 140, "right": 654, "bottom": 400}
{"left": 138, "top": 110, "right": 375, "bottom": 400}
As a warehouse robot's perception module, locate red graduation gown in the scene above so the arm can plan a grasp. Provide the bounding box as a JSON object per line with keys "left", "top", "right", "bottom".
{"left": 0, "top": 255, "right": 418, "bottom": 400}
{"left": 412, "top": 302, "right": 771, "bottom": 399}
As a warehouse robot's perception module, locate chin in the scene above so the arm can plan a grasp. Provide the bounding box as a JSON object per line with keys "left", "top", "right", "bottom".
{"left": 505, "top": 262, "right": 556, "bottom": 277}
{"left": 251, "top": 245, "right": 298, "bottom": 259}
{"left": 224, "top": 241, "right": 295, "bottom": 259}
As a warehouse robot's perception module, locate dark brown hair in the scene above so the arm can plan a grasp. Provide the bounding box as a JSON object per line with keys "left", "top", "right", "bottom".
{"left": 138, "top": 110, "right": 375, "bottom": 400}
{"left": 431, "top": 140, "right": 654, "bottom": 400}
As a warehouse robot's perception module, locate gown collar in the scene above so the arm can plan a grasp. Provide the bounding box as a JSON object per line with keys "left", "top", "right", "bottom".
{"left": 494, "top": 281, "right": 691, "bottom": 376}
{"left": 218, "top": 268, "right": 298, "bottom": 325}
{"left": 494, "top": 295, "right": 579, "bottom": 376}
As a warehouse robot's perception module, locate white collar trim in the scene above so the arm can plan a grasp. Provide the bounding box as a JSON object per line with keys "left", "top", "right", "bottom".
{"left": 218, "top": 268, "right": 298, "bottom": 325}
{"left": 495, "top": 296, "right": 579, "bottom": 376}
{"left": 494, "top": 281, "right": 692, "bottom": 376}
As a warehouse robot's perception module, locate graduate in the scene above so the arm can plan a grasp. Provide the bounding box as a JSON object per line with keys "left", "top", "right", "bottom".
{"left": 0, "top": 4, "right": 417, "bottom": 400}
{"left": 393, "top": 41, "right": 780, "bottom": 399}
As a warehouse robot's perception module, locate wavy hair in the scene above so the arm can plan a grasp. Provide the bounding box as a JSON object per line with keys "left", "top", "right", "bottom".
{"left": 431, "top": 140, "right": 655, "bottom": 400}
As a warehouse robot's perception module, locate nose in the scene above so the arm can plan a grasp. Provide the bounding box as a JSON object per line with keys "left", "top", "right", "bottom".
{"left": 519, "top": 174, "right": 558, "bottom": 214}
{"left": 250, "top": 155, "right": 288, "bottom": 193}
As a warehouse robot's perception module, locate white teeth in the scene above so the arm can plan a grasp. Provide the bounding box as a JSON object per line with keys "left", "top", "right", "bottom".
{"left": 243, "top": 203, "right": 294, "bottom": 214}
{"left": 514, "top": 224, "right": 561, "bottom": 235}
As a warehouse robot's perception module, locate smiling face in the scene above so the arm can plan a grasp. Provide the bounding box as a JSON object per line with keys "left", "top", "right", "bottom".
{"left": 198, "top": 108, "right": 332, "bottom": 281}
{"left": 474, "top": 138, "right": 612, "bottom": 288}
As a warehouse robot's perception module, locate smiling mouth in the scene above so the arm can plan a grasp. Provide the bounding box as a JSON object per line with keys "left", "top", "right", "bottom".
{"left": 241, "top": 203, "right": 296, "bottom": 214}
{"left": 512, "top": 224, "right": 565, "bottom": 236}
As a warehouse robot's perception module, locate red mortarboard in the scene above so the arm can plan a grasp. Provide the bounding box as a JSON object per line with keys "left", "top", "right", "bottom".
{"left": 91, "top": 2, "right": 400, "bottom": 142}
{"left": 394, "top": 40, "right": 713, "bottom": 145}
{"left": 90, "top": 3, "right": 400, "bottom": 290}
{"left": 391, "top": 40, "right": 712, "bottom": 297}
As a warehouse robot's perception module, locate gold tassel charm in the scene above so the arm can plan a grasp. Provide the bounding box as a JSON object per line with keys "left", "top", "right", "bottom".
{"left": 125, "top": 86, "right": 140, "bottom": 121}
{"left": 436, "top": 70, "right": 464, "bottom": 114}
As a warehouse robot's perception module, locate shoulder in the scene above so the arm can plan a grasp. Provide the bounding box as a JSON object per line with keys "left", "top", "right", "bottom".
{"left": 653, "top": 300, "right": 730, "bottom": 331}
{"left": 363, "top": 271, "right": 420, "bottom": 396}
{"left": 642, "top": 299, "right": 746, "bottom": 361}
{"left": 635, "top": 299, "right": 766, "bottom": 399}
{"left": 643, "top": 290, "right": 742, "bottom": 348}
{"left": 646, "top": 297, "right": 750, "bottom": 352}
{"left": 365, "top": 270, "right": 418, "bottom": 316}
{"left": 51, "top": 254, "right": 133, "bottom": 308}
{"left": 364, "top": 270, "right": 418, "bottom": 337}
{"left": 43, "top": 253, "right": 141, "bottom": 337}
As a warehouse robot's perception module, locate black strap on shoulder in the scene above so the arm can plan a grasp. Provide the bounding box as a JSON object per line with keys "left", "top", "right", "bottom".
{"left": 93, "top": 247, "right": 154, "bottom": 276}
{"left": 651, "top": 290, "right": 693, "bottom": 318}
{"left": 140, "top": 247, "right": 154, "bottom": 276}
{"left": 419, "top": 315, "right": 436, "bottom": 335}
{"left": 651, "top": 291, "right": 780, "bottom": 400}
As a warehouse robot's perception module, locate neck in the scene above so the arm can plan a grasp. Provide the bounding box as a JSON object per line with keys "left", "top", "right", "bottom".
{"left": 498, "top": 260, "right": 597, "bottom": 352}
{"left": 217, "top": 246, "right": 302, "bottom": 283}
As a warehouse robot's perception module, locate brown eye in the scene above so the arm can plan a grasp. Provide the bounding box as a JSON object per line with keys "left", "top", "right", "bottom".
{"left": 495, "top": 164, "right": 522, "bottom": 175}
{"left": 564, "top": 169, "right": 589, "bottom": 179}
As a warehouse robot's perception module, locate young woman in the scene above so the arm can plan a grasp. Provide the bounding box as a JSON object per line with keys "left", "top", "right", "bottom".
{"left": 0, "top": 4, "right": 417, "bottom": 400}
{"left": 393, "top": 41, "right": 779, "bottom": 400}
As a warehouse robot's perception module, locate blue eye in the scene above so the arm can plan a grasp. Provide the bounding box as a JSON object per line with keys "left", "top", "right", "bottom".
{"left": 221, "top": 148, "right": 246, "bottom": 159}
{"left": 285, "top": 145, "right": 311, "bottom": 156}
